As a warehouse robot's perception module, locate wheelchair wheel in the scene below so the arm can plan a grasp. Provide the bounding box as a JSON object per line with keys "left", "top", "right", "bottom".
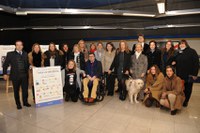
{"left": 96, "top": 94, "right": 104, "bottom": 102}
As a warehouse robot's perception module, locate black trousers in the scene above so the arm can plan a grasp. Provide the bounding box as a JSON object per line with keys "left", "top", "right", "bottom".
{"left": 64, "top": 84, "right": 79, "bottom": 102}
{"left": 184, "top": 82, "right": 193, "bottom": 104}
{"left": 12, "top": 74, "right": 29, "bottom": 106}
{"left": 32, "top": 86, "right": 35, "bottom": 99}
{"left": 105, "top": 73, "right": 115, "bottom": 95}
{"left": 118, "top": 78, "right": 127, "bottom": 101}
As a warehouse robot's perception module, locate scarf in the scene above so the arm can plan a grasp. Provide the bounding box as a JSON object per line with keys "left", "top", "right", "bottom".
{"left": 135, "top": 51, "right": 142, "bottom": 59}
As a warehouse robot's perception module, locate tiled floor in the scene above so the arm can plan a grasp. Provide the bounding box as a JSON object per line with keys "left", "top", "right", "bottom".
{"left": 0, "top": 80, "right": 200, "bottom": 133}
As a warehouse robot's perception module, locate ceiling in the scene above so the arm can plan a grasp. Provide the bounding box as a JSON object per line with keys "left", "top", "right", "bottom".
{"left": 0, "top": 0, "right": 200, "bottom": 45}
{"left": 0, "top": 0, "right": 136, "bottom": 8}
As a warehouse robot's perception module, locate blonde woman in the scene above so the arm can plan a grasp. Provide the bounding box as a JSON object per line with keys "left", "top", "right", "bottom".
{"left": 78, "top": 40, "right": 88, "bottom": 61}
{"left": 69, "top": 44, "right": 86, "bottom": 90}
{"left": 28, "top": 43, "right": 44, "bottom": 102}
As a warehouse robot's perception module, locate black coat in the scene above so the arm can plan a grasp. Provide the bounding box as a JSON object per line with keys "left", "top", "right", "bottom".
{"left": 146, "top": 49, "right": 161, "bottom": 69}
{"left": 69, "top": 52, "right": 85, "bottom": 71}
{"left": 161, "top": 50, "right": 176, "bottom": 74}
{"left": 131, "top": 43, "right": 149, "bottom": 55}
{"left": 43, "top": 50, "right": 63, "bottom": 67}
{"left": 175, "top": 47, "right": 199, "bottom": 81}
{"left": 110, "top": 51, "right": 131, "bottom": 74}
{"left": 3, "top": 51, "right": 29, "bottom": 80}
{"left": 62, "top": 51, "right": 70, "bottom": 69}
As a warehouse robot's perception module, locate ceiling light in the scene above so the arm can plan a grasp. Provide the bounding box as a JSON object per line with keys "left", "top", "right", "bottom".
{"left": 26, "top": 11, "right": 61, "bottom": 14}
{"left": 83, "top": 26, "right": 91, "bottom": 29}
{"left": 122, "top": 13, "right": 155, "bottom": 17}
{"left": 157, "top": 2, "right": 165, "bottom": 14}
{"left": 166, "top": 9, "right": 200, "bottom": 15}
{"left": 63, "top": 9, "right": 113, "bottom": 15}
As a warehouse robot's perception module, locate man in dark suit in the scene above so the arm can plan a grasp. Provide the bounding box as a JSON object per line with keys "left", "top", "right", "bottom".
{"left": 3, "top": 40, "right": 31, "bottom": 109}
{"left": 131, "top": 34, "right": 149, "bottom": 55}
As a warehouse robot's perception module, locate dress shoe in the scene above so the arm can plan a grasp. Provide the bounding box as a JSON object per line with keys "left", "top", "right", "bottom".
{"left": 65, "top": 95, "right": 70, "bottom": 102}
{"left": 171, "top": 109, "right": 177, "bottom": 115}
{"left": 23, "top": 103, "right": 31, "bottom": 107}
{"left": 17, "top": 105, "right": 22, "bottom": 110}
{"left": 84, "top": 98, "right": 89, "bottom": 102}
{"left": 88, "top": 98, "right": 94, "bottom": 103}
{"left": 183, "top": 102, "right": 188, "bottom": 107}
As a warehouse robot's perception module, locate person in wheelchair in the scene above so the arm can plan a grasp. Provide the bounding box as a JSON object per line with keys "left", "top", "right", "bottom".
{"left": 83, "top": 53, "right": 102, "bottom": 103}
{"left": 64, "top": 60, "right": 85, "bottom": 102}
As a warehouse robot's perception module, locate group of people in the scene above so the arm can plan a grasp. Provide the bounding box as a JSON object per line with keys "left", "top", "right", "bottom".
{"left": 2, "top": 34, "right": 199, "bottom": 115}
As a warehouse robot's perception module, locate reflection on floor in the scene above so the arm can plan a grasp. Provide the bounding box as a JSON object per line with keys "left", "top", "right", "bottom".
{"left": 0, "top": 81, "right": 199, "bottom": 133}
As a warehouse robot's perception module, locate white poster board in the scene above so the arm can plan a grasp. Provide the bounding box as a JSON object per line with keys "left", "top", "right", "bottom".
{"left": 0, "top": 45, "right": 15, "bottom": 74}
{"left": 33, "top": 66, "right": 63, "bottom": 107}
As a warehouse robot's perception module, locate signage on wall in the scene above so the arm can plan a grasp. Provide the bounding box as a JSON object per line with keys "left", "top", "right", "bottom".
{"left": 40, "top": 45, "right": 59, "bottom": 53}
{"left": 0, "top": 45, "right": 15, "bottom": 74}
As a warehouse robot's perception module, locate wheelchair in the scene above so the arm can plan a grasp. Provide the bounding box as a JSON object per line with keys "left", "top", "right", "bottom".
{"left": 79, "top": 75, "right": 106, "bottom": 104}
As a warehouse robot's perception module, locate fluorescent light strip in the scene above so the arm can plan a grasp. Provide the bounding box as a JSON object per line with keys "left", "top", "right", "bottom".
{"left": 166, "top": 10, "right": 200, "bottom": 15}
{"left": 63, "top": 9, "right": 113, "bottom": 15}
{"left": 70, "top": 12, "right": 113, "bottom": 15}
{"left": 26, "top": 11, "right": 61, "bottom": 14}
{"left": 122, "top": 13, "right": 155, "bottom": 17}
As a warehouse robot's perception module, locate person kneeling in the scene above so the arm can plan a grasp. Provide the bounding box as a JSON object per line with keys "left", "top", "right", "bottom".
{"left": 64, "top": 60, "right": 82, "bottom": 102}
{"left": 160, "top": 66, "right": 185, "bottom": 115}
{"left": 83, "top": 53, "right": 102, "bottom": 103}
{"left": 144, "top": 65, "right": 164, "bottom": 107}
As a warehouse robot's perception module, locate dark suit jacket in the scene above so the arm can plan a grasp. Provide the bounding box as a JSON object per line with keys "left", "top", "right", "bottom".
{"left": 3, "top": 50, "right": 29, "bottom": 80}
{"left": 85, "top": 60, "right": 102, "bottom": 78}
{"left": 131, "top": 43, "right": 149, "bottom": 55}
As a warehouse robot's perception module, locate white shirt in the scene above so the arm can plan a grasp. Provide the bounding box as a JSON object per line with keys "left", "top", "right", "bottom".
{"left": 16, "top": 50, "right": 22, "bottom": 55}
{"left": 141, "top": 42, "right": 144, "bottom": 48}
{"left": 50, "top": 57, "right": 55, "bottom": 66}
{"left": 135, "top": 51, "right": 142, "bottom": 59}
{"left": 74, "top": 52, "right": 80, "bottom": 63}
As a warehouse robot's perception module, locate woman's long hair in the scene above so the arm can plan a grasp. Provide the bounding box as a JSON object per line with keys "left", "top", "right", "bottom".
{"left": 146, "top": 65, "right": 161, "bottom": 82}
{"left": 32, "top": 43, "right": 42, "bottom": 53}
{"left": 162, "top": 40, "right": 175, "bottom": 58}
{"left": 119, "top": 40, "right": 130, "bottom": 53}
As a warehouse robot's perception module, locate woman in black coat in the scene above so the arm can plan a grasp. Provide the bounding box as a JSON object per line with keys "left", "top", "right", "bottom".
{"left": 108, "top": 40, "right": 131, "bottom": 101}
{"left": 161, "top": 40, "right": 176, "bottom": 75}
{"left": 146, "top": 40, "right": 161, "bottom": 70}
{"left": 175, "top": 40, "right": 199, "bottom": 107}
{"left": 43, "top": 42, "right": 64, "bottom": 67}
